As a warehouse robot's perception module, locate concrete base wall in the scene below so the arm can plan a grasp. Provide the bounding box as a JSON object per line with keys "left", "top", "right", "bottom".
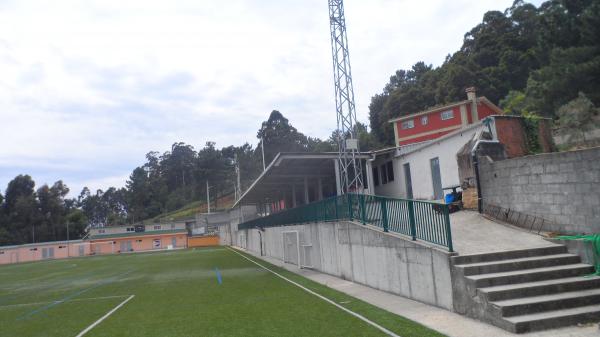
{"left": 236, "top": 221, "right": 455, "bottom": 310}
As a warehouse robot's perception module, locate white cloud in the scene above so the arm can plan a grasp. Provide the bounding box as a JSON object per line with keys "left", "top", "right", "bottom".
{"left": 0, "top": 0, "right": 544, "bottom": 195}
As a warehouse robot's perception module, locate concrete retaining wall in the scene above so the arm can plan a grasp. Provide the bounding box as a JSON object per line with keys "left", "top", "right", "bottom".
{"left": 480, "top": 147, "right": 600, "bottom": 234}
{"left": 237, "top": 221, "right": 455, "bottom": 310}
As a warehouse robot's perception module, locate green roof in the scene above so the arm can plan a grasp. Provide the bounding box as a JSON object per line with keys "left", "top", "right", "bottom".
{"left": 89, "top": 229, "right": 187, "bottom": 240}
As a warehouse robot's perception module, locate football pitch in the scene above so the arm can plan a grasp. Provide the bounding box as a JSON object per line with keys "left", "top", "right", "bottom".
{"left": 0, "top": 247, "right": 445, "bottom": 337}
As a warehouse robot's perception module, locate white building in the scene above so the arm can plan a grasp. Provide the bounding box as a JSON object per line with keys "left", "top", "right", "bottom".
{"left": 370, "top": 122, "right": 489, "bottom": 200}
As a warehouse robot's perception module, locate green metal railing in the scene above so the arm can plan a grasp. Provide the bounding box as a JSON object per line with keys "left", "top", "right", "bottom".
{"left": 238, "top": 194, "right": 453, "bottom": 251}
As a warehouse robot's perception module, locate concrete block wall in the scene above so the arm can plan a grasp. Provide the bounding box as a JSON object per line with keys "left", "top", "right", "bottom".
{"left": 237, "top": 221, "right": 455, "bottom": 310}
{"left": 480, "top": 147, "right": 600, "bottom": 234}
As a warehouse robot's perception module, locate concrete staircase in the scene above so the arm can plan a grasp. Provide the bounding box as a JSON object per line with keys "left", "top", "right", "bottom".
{"left": 451, "top": 245, "right": 600, "bottom": 333}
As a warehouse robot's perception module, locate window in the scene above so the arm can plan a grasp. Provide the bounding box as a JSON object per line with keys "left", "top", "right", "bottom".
{"left": 154, "top": 225, "right": 161, "bottom": 230}
{"left": 401, "top": 119, "right": 414, "bottom": 129}
{"left": 98, "top": 229, "right": 105, "bottom": 234}
{"left": 0, "top": 251, "right": 4, "bottom": 255}
{"left": 30, "top": 248, "right": 38, "bottom": 251}
{"left": 59, "top": 245, "right": 66, "bottom": 249}
{"left": 386, "top": 161, "right": 395, "bottom": 182}
{"left": 126, "top": 227, "right": 134, "bottom": 232}
{"left": 421, "top": 116, "right": 428, "bottom": 125}
{"left": 373, "top": 166, "right": 380, "bottom": 186}
{"left": 441, "top": 110, "right": 454, "bottom": 120}
{"left": 136, "top": 239, "right": 143, "bottom": 243}
{"left": 380, "top": 164, "right": 388, "bottom": 184}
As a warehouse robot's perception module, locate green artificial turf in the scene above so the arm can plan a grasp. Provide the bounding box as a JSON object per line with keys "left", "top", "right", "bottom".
{"left": 0, "top": 247, "right": 446, "bottom": 337}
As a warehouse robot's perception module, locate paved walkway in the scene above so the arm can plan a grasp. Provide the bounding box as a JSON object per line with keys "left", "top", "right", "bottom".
{"left": 450, "top": 211, "right": 557, "bottom": 255}
{"left": 241, "top": 249, "right": 599, "bottom": 337}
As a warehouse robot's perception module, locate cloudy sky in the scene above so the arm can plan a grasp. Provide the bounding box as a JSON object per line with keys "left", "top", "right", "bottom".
{"left": 0, "top": 0, "right": 543, "bottom": 196}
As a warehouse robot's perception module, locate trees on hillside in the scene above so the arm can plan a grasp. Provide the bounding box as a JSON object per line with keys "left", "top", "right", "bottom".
{"left": 368, "top": 0, "right": 600, "bottom": 145}
{"left": 99, "top": 110, "right": 330, "bottom": 225}
{"left": 556, "top": 92, "right": 600, "bottom": 146}
{"left": 0, "top": 176, "right": 87, "bottom": 246}
{"left": 257, "top": 110, "right": 311, "bottom": 164}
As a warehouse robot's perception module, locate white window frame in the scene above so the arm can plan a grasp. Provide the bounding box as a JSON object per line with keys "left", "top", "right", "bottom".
{"left": 421, "top": 116, "right": 428, "bottom": 125}
{"left": 401, "top": 119, "right": 415, "bottom": 129}
{"left": 441, "top": 110, "right": 454, "bottom": 120}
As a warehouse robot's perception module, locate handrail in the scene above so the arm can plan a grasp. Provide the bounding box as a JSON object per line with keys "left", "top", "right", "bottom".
{"left": 238, "top": 194, "right": 453, "bottom": 252}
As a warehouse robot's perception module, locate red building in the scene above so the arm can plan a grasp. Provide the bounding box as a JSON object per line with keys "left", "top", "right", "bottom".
{"left": 389, "top": 88, "right": 503, "bottom": 146}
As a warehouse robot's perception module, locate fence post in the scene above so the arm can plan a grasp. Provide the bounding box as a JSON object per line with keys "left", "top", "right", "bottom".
{"left": 334, "top": 195, "right": 339, "bottom": 220}
{"left": 348, "top": 194, "right": 354, "bottom": 220}
{"left": 408, "top": 200, "right": 416, "bottom": 240}
{"left": 381, "top": 198, "right": 389, "bottom": 232}
{"left": 444, "top": 205, "right": 454, "bottom": 252}
{"left": 360, "top": 194, "right": 366, "bottom": 225}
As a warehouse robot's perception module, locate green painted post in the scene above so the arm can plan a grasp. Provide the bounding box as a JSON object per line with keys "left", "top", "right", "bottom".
{"left": 381, "top": 198, "right": 389, "bottom": 232}
{"left": 408, "top": 200, "right": 416, "bottom": 240}
{"left": 334, "top": 195, "right": 339, "bottom": 220}
{"left": 360, "top": 194, "right": 367, "bottom": 225}
{"left": 444, "top": 205, "right": 454, "bottom": 252}
{"left": 348, "top": 194, "right": 354, "bottom": 220}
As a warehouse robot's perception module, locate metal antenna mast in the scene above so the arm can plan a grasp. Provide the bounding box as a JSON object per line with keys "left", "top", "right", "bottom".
{"left": 328, "top": 0, "right": 363, "bottom": 194}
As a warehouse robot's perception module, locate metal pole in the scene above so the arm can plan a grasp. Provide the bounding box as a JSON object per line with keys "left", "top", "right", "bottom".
{"left": 381, "top": 198, "right": 389, "bottom": 232}
{"left": 67, "top": 220, "right": 70, "bottom": 257}
{"left": 206, "top": 180, "right": 211, "bottom": 214}
{"left": 261, "top": 136, "right": 266, "bottom": 171}
{"left": 444, "top": 206, "right": 454, "bottom": 252}
{"left": 408, "top": 200, "right": 416, "bottom": 240}
{"left": 235, "top": 153, "right": 241, "bottom": 200}
{"left": 473, "top": 154, "right": 483, "bottom": 214}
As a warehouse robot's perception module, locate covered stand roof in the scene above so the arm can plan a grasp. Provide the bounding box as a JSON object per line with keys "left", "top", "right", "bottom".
{"left": 233, "top": 152, "right": 371, "bottom": 207}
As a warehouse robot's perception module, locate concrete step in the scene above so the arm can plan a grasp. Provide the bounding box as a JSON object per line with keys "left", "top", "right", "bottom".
{"left": 466, "top": 263, "right": 594, "bottom": 288}
{"left": 451, "top": 245, "right": 567, "bottom": 265}
{"left": 502, "top": 303, "right": 600, "bottom": 333}
{"left": 479, "top": 275, "right": 600, "bottom": 302}
{"left": 490, "top": 288, "right": 600, "bottom": 317}
{"left": 455, "top": 254, "right": 581, "bottom": 276}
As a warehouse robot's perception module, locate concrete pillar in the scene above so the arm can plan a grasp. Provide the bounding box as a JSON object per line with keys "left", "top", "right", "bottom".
{"left": 292, "top": 184, "right": 297, "bottom": 207}
{"left": 365, "top": 160, "right": 375, "bottom": 195}
{"left": 466, "top": 87, "right": 478, "bottom": 122}
{"left": 460, "top": 104, "right": 469, "bottom": 126}
{"left": 303, "top": 177, "right": 310, "bottom": 204}
{"left": 334, "top": 159, "right": 342, "bottom": 196}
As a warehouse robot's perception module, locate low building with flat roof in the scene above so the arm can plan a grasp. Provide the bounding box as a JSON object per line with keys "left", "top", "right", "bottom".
{"left": 88, "top": 223, "right": 188, "bottom": 254}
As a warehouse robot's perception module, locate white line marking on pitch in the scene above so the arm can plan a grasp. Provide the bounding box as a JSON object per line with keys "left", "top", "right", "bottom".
{"left": 0, "top": 295, "right": 131, "bottom": 310}
{"left": 75, "top": 295, "right": 134, "bottom": 337}
{"left": 227, "top": 247, "right": 402, "bottom": 337}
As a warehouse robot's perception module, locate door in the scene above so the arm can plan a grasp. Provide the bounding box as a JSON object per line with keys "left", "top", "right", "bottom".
{"left": 10, "top": 252, "right": 18, "bottom": 264}
{"left": 78, "top": 244, "right": 85, "bottom": 257}
{"left": 430, "top": 157, "right": 443, "bottom": 200}
{"left": 42, "top": 248, "right": 48, "bottom": 259}
{"left": 48, "top": 247, "right": 54, "bottom": 258}
{"left": 171, "top": 237, "right": 177, "bottom": 248}
{"left": 282, "top": 231, "right": 299, "bottom": 266}
{"left": 403, "top": 163, "right": 413, "bottom": 199}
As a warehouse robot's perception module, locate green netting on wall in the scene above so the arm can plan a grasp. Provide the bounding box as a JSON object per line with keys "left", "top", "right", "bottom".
{"left": 556, "top": 234, "right": 600, "bottom": 276}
